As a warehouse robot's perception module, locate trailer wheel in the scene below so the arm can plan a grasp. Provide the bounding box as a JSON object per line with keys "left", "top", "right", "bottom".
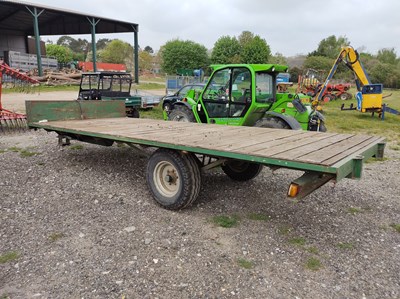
{"left": 222, "top": 160, "right": 263, "bottom": 181}
{"left": 254, "top": 117, "right": 290, "bottom": 129}
{"left": 146, "top": 149, "right": 201, "bottom": 210}
{"left": 168, "top": 105, "right": 195, "bottom": 122}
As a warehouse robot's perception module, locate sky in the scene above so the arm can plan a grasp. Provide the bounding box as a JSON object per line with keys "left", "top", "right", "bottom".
{"left": 30, "top": 0, "right": 400, "bottom": 57}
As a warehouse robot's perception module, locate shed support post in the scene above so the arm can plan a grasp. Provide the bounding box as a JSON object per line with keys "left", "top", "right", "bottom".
{"left": 26, "top": 6, "right": 44, "bottom": 76}
{"left": 88, "top": 17, "right": 100, "bottom": 72}
{"left": 133, "top": 27, "right": 139, "bottom": 84}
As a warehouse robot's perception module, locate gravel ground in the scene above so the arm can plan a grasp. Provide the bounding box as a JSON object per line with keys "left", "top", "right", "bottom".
{"left": 1, "top": 129, "right": 399, "bottom": 299}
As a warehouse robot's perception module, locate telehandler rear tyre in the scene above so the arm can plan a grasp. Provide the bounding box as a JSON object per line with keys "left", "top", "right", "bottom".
{"left": 254, "top": 117, "right": 290, "bottom": 129}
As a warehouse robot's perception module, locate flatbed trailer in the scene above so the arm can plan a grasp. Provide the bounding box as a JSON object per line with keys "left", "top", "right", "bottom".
{"left": 26, "top": 100, "right": 386, "bottom": 210}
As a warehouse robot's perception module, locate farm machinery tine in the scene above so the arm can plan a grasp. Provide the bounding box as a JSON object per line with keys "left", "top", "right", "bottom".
{"left": 0, "top": 63, "right": 39, "bottom": 133}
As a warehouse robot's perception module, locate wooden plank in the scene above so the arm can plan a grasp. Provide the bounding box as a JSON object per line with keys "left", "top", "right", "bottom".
{"left": 251, "top": 132, "right": 335, "bottom": 158}
{"left": 214, "top": 130, "right": 309, "bottom": 150}
{"left": 298, "top": 135, "right": 377, "bottom": 165}
{"left": 227, "top": 131, "right": 322, "bottom": 154}
{"left": 322, "top": 136, "right": 383, "bottom": 165}
{"left": 271, "top": 133, "right": 353, "bottom": 160}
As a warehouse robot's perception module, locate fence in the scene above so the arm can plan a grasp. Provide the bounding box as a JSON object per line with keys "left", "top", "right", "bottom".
{"left": 165, "top": 75, "right": 208, "bottom": 94}
{"left": 7, "top": 51, "right": 58, "bottom": 72}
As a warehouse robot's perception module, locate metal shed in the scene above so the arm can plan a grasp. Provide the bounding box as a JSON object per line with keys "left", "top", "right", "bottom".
{"left": 0, "top": 0, "right": 139, "bottom": 81}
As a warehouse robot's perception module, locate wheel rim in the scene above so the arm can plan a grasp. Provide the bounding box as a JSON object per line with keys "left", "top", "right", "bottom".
{"left": 153, "top": 161, "right": 180, "bottom": 198}
{"left": 172, "top": 114, "right": 189, "bottom": 122}
{"left": 340, "top": 94, "right": 347, "bottom": 100}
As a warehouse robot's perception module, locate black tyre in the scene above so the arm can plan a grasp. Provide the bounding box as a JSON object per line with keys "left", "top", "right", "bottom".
{"left": 146, "top": 149, "right": 201, "bottom": 210}
{"left": 127, "top": 108, "right": 140, "bottom": 118}
{"left": 318, "top": 122, "right": 327, "bottom": 132}
{"left": 168, "top": 105, "right": 195, "bottom": 122}
{"left": 221, "top": 160, "right": 263, "bottom": 181}
{"left": 254, "top": 117, "right": 291, "bottom": 129}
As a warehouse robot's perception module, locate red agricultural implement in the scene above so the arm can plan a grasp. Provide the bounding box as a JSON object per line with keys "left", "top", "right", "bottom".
{"left": 297, "top": 69, "right": 352, "bottom": 102}
{"left": 0, "top": 62, "right": 39, "bottom": 132}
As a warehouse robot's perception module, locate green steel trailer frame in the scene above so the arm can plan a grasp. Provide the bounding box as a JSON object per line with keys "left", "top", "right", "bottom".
{"left": 26, "top": 100, "right": 386, "bottom": 210}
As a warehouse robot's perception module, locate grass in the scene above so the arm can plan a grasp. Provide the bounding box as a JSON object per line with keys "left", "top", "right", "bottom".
{"left": 0, "top": 251, "right": 20, "bottom": 264}
{"left": 140, "top": 105, "right": 164, "bottom": 120}
{"left": 7, "top": 146, "right": 40, "bottom": 157}
{"left": 0, "top": 149, "right": 6, "bottom": 154}
{"left": 8, "top": 146, "right": 21, "bottom": 152}
{"left": 289, "top": 237, "right": 306, "bottom": 246}
{"left": 337, "top": 242, "right": 354, "bottom": 250}
{"left": 133, "top": 82, "right": 164, "bottom": 90}
{"left": 305, "top": 257, "right": 322, "bottom": 271}
{"left": 348, "top": 207, "right": 363, "bottom": 215}
{"left": 19, "top": 149, "right": 40, "bottom": 157}
{"left": 390, "top": 223, "right": 400, "bottom": 233}
{"left": 306, "top": 246, "right": 319, "bottom": 255}
{"left": 365, "top": 157, "right": 389, "bottom": 163}
{"left": 1, "top": 84, "right": 78, "bottom": 94}
{"left": 320, "top": 87, "right": 400, "bottom": 142}
{"left": 237, "top": 258, "right": 254, "bottom": 269}
{"left": 0, "top": 294, "right": 10, "bottom": 299}
{"left": 69, "top": 144, "right": 84, "bottom": 150}
{"left": 247, "top": 213, "right": 271, "bottom": 221}
{"left": 49, "top": 232, "right": 65, "bottom": 242}
{"left": 211, "top": 215, "right": 240, "bottom": 228}
{"left": 278, "top": 225, "right": 292, "bottom": 235}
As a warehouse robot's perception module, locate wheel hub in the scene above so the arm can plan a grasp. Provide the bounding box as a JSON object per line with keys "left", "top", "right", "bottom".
{"left": 153, "top": 161, "right": 180, "bottom": 197}
{"left": 164, "top": 169, "right": 178, "bottom": 184}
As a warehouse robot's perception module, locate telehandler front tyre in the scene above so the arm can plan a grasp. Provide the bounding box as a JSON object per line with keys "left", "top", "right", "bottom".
{"left": 222, "top": 160, "right": 263, "bottom": 181}
{"left": 168, "top": 105, "right": 196, "bottom": 122}
{"left": 146, "top": 149, "right": 201, "bottom": 210}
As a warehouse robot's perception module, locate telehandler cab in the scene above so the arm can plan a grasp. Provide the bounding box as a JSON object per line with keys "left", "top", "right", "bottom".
{"left": 164, "top": 64, "right": 326, "bottom": 132}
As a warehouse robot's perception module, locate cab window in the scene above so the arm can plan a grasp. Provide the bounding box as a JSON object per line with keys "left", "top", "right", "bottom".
{"left": 255, "top": 73, "right": 274, "bottom": 103}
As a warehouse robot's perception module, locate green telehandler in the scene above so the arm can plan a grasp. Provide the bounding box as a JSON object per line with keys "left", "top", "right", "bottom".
{"left": 164, "top": 64, "right": 326, "bottom": 132}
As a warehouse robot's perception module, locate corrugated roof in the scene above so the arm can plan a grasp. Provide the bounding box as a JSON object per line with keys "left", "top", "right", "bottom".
{"left": 0, "top": 0, "right": 138, "bottom": 35}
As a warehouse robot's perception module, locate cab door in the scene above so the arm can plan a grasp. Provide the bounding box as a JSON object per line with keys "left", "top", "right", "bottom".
{"left": 201, "top": 67, "right": 252, "bottom": 125}
{"left": 227, "top": 67, "right": 252, "bottom": 126}
{"left": 201, "top": 68, "right": 230, "bottom": 124}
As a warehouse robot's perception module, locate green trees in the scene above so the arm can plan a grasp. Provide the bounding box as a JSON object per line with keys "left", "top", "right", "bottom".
{"left": 210, "top": 31, "right": 271, "bottom": 64}
{"left": 99, "top": 40, "right": 133, "bottom": 64}
{"left": 45, "top": 44, "right": 72, "bottom": 63}
{"left": 160, "top": 40, "right": 209, "bottom": 74}
{"left": 241, "top": 35, "right": 271, "bottom": 64}
{"left": 370, "top": 49, "right": 400, "bottom": 88}
{"left": 310, "top": 35, "right": 350, "bottom": 58}
{"left": 211, "top": 36, "right": 241, "bottom": 64}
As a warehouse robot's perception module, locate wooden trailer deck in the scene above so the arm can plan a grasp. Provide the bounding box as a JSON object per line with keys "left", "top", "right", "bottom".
{"left": 26, "top": 100, "right": 385, "bottom": 205}
{"left": 28, "top": 116, "right": 385, "bottom": 181}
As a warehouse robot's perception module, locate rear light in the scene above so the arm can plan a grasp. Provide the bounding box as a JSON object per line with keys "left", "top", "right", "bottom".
{"left": 287, "top": 184, "right": 299, "bottom": 197}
